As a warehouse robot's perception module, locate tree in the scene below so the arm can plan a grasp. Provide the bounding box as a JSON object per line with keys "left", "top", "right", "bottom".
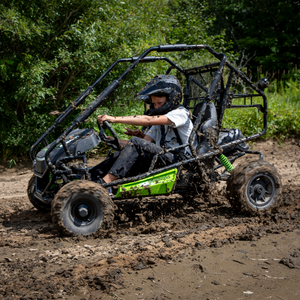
{"left": 206, "top": 0, "right": 300, "bottom": 79}
{"left": 0, "top": 0, "right": 170, "bottom": 158}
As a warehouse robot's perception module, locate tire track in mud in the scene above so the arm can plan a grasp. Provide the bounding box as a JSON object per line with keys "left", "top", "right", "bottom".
{"left": 0, "top": 139, "right": 300, "bottom": 299}
{"left": 0, "top": 184, "right": 299, "bottom": 299}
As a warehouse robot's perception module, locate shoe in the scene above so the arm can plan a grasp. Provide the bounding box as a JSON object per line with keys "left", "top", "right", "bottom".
{"left": 97, "top": 177, "right": 106, "bottom": 185}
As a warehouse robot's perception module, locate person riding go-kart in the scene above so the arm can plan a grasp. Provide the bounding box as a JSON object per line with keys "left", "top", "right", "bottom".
{"left": 91, "top": 75, "right": 193, "bottom": 186}
{"left": 28, "top": 44, "right": 282, "bottom": 237}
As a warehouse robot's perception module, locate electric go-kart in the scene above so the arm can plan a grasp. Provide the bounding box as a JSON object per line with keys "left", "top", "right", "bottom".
{"left": 28, "top": 44, "right": 282, "bottom": 236}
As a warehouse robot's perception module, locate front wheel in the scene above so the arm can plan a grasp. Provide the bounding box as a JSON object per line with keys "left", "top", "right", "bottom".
{"left": 227, "top": 160, "right": 282, "bottom": 215}
{"left": 51, "top": 180, "right": 114, "bottom": 236}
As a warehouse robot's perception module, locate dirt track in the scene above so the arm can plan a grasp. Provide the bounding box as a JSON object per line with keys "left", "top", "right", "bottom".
{"left": 0, "top": 139, "right": 300, "bottom": 300}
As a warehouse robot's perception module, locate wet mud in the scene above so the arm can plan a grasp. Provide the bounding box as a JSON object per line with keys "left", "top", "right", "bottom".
{"left": 0, "top": 138, "right": 300, "bottom": 299}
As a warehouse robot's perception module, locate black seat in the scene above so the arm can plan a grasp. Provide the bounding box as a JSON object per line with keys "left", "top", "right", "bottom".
{"left": 191, "top": 101, "right": 249, "bottom": 156}
{"left": 192, "top": 102, "right": 212, "bottom": 124}
{"left": 217, "top": 128, "right": 249, "bottom": 154}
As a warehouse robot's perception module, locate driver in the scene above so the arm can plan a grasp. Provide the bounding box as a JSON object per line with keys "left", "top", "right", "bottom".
{"left": 94, "top": 75, "right": 193, "bottom": 185}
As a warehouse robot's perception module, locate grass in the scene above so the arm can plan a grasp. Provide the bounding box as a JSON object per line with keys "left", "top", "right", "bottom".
{"left": 8, "top": 159, "right": 17, "bottom": 168}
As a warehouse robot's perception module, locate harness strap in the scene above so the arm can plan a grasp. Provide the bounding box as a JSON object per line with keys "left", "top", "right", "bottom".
{"left": 160, "top": 126, "right": 183, "bottom": 147}
{"left": 160, "top": 125, "right": 166, "bottom": 147}
{"left": 173, "top": 128, "right": 183, "bottom": 145}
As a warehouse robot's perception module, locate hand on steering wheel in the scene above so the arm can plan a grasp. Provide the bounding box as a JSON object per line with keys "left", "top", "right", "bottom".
{"left": 97, "top": 121, "right": 121, "bottom": 151}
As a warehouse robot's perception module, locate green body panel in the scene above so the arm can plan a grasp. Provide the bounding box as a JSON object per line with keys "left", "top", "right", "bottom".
{"left": 115, "top": 168, "right": 178, "bottom": 198}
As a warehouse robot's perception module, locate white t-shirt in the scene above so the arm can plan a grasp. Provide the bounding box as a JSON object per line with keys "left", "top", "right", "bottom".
{"left": 145, "top": 106, "right": 193, "bottom": 154}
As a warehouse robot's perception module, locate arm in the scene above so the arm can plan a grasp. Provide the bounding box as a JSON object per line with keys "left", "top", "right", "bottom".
{"left": 97, "top": 114, "right": 172, "bottom": 127}
{"left": 99, "top": 115, "right": 157, "bottom": 146}
{"left": 123, "top": 127, "right": 145, "bottom": 138}
{"left": 124, "top": 127, "right": 154, "bottom": 143}
{"left": 143, "top": 134, "right": 154, "bottom": 143}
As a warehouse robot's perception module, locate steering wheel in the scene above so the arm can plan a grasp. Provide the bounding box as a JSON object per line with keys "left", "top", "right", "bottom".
{"left": 97, "top": 121, "right": 121, "bottom": 151}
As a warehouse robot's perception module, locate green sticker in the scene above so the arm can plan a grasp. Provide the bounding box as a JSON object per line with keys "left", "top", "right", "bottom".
{"left": 115, "top": 168, "right": 178, "bottom": 198}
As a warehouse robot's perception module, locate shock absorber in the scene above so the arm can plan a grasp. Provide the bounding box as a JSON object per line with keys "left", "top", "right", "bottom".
{"left": 219, "top": 154, "right": 234, "bottom": 173}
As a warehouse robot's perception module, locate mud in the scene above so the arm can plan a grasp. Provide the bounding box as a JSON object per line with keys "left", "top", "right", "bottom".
{"left": 0, "top": 138, "right": 300, "bottom": 299}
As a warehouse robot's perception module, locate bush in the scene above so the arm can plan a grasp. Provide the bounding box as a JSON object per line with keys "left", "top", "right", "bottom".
{"left": 0, "top": 0, "right": 170, "bottom": 159}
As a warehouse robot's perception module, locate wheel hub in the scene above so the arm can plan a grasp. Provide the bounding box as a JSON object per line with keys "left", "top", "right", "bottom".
{"left": 247, "top": 173, "right": 276, "bottom": 207}
{"left": 253, "top": 184, "right": 266, "bottom": 199}
{"left": 77, "top": 204, "right": 89, "bottom": 218}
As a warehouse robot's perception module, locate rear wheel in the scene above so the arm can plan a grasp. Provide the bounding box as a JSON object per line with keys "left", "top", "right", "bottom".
{"left": 27, "top": 175, "right": 51, "bottom": 213}
{"left": 227, "top": 160, "right": 282, "bottom": 215}
{"left": 51, "top": 180, "right": 114, "bottom": 236}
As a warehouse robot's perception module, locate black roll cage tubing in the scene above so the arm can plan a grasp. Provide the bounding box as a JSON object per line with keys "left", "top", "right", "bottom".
{"left": 30, "top": 44, "right": 268, "bottom": 188}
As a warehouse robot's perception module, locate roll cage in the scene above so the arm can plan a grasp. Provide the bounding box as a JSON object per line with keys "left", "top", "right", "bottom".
{"left": 30, "top": 44, "right": 268, "bottom": 195}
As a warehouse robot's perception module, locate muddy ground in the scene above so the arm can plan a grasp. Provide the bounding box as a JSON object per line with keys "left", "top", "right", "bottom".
{"left": 0, "top": 138, "right": 300, "bottom": 300}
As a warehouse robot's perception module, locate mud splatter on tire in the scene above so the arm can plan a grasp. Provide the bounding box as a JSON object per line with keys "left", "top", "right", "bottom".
{"left": 51, "top": 180, "right": 114, "bottom": 236}
{"left": 227, "top": 160, "right": 282, "bottom": 216}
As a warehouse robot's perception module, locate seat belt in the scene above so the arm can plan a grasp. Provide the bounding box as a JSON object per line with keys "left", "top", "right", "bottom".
{"left": 160, "top": 125, "right": 186, "bottom": 161}
{"left": 160, "top": 126, "right": 183, "bottom": 147}
{"left": 160, "top": 125, "right": 167, "bottom": 147}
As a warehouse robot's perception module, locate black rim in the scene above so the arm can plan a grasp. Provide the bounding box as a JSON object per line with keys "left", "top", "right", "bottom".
{"left": 246, "top": 172, "right": 276, "bottom": 208}
{"left": 69, "top": 198, "right": 99, "bottom": 227}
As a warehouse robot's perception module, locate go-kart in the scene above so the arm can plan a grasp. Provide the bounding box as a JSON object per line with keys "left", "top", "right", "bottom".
{"left": 28, "top": 44, "right": 282, "bottom": 236}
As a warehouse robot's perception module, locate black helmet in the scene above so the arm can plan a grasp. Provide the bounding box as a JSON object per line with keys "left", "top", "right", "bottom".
{"left": 138, "top": 75, "right": 182, "bottom": 115}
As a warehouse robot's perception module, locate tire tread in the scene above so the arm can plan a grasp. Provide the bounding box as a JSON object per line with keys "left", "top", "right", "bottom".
{"left": 227, "top": 160, "right": 282, "bottom": 216}
{"left": 51, "top": 180, "right": 114, "bottom": 236}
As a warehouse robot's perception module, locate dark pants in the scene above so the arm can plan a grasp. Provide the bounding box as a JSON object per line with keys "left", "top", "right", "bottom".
{"left": 90, "top": 137, "right": 177, "bottom": 180}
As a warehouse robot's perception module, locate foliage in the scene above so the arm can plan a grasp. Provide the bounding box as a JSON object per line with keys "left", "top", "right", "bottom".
{"left": 1, "top": 0, "right": 299, "bottom": 160}
{"left": 0, "top": 0, "right": 224, "bottom": 159}
{"left": 165, "top": 0, "right": 236, "bottom": 79}
{"left": 0, "top": 0, "right": 173, "bottom": 158}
